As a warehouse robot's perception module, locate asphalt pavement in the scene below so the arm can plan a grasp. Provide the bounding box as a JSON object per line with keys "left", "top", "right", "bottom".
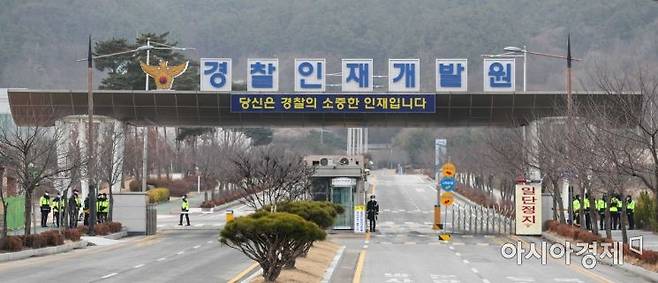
{"left": 337, "top": 170, "right": 654, "bottom": 283}
{"left": 0, "top": 201, "right": 254, "bottom": 283}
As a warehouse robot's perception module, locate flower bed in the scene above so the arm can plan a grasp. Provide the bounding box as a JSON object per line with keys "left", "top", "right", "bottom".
{"left": 546, "top": 220, "right": 658, "bottom": 265}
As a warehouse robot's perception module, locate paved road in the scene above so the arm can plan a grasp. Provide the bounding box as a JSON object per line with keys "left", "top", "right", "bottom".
{"left": 0, "top": 203, "right": 254, "bottom": 283}
{"left": 343, "top": 171, "right": 653, "bottom": 283}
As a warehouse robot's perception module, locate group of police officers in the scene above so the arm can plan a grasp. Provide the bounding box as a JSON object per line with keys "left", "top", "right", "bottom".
{"left": 571, "top": 194, "right": 636, "bottom": 230}
{"left": 39, "top": 190, "right": 111, "bottom": 228}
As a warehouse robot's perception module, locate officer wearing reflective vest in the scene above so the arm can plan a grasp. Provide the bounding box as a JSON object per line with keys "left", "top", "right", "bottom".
{"left": 101, "top": 193, "right": 110, "bottom": 223}
{"left": 583, "top": 194, "right": 591, "bottom": 230}
{"left": 179, "top": 195, "right": 190, "bottom": 226}
{"left": 572, "top": 195, "right": 581, "bottom": 225}
{"left": 51, "top": 194, "right": 64, "bottom": 227}
{"left": 39, "top": 192, "right": 52, "bottom": 228}
{"left": 596, "top": 194, "right": 607, "bottom": 230}
{"left": 626, "top": 195, "right": 635, "bottom": 230}
{"left": 610, "top": 195, "right": 620, "bottom": 230}
{"left": 96, "top": 193, "right": 103, "bottom": 223}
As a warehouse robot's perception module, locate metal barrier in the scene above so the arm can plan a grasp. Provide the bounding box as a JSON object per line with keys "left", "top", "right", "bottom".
{"left": 146, "top": 204, "right": 157, "bottom": 235}
{"left": 447, "top": 203, "right": 515, "bottom": 235}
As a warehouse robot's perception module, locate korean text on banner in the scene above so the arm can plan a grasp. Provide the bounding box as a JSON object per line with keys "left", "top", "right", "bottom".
{"left": 515, "top": 183, "right": 542, "bottom": 235}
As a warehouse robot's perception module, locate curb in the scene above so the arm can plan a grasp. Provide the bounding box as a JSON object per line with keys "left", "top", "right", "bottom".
{"left": 0, "top": 240, "right": 88, "bottom": 263}
{"left": 103, "top": 230, "right": 128, "bottom": 240}
{"left": 322, "top": 245, "right": 346, "bottom": 283}
{"left": 542, "top": 232, "right": 658, "bottom": 282}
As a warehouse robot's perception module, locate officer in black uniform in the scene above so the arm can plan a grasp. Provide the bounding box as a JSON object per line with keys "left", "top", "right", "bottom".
{"left": 366, "top": 195, "right": 379, "bottom": 232}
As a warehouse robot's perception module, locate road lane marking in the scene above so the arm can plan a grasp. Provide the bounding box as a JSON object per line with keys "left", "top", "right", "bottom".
{"left": 207, "top": 240, "right": 213, "bottom": 244}
{"left": 194, "top": 224, "right": 203, "bottom": 227}
{"left": 449, "top": 246, "right": 455, "bottom": 250}
{"left": 227, "top": 262, "right": 260, "bottom": 283}
{"left": 177, "top": 251, "right": 184, "bottom": 255}
{"left": 462, "top": 259, "right": 469, "bottom": 264}
{"left": 455, "top": 252, "right": 461, "bottom": 257}
{"left": 101, "top": 273, "right": 118, "bottom": 279}
{"left": 471, "top": 267, "right": 479, "bottom": 273}
{"left": 363, "top": 245, "right": 368, "bottom": 248}
{"left": 157, "top": 257, "right": 166, "bottom": 261}
{"left": 193, "top": 245, "right": 201, "bottom": 249}
{"left": 352, "top": 250, "right": 367, "bottom": 283}
{"left": 483, "top": 279, "right": 491, "bottom": 283}
{"left": 509, "top": 235, "right": 612, "bottom": 283}
{"left": 134, "top": 264, "right": 144, "bottom": 268}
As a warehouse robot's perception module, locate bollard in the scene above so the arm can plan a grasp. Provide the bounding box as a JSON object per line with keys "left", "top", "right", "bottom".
{"left": 226, "top": 210, "right": 234, "bottom": 222}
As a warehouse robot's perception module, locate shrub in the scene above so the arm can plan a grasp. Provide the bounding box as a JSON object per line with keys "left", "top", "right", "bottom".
{"left": 200, "top": 200, "right": 215, "bottom": 209}
{"left": 63, "top": 228, "right": 82, "bottom": 241}
{"left": 639, "top": 249, "right": 658, "bottom": 264}
{"left": 94, "top": 223, "right": 111, "bottom": 236}
{"left": 3, "top": 236, "right": 24, "bottom": 252}
{"left": 23, "top": 234, "right": 44, "bottom": 249}
{"left": 77, "top": 226, "right": 89, "bottom": 235}
{"left": 635, "top": 191, "right": 657, "bottom": 231}
{"left": 147, "top": 188, "right": 171, "bottom": 203}
{"left": 108, "top": 222, "right": 122, "bottom": 233}
{"left": 41, "top": 230, "right": 65, "bottom": 246}
{"left": 129, "top": 180, "right": 141, "bottom": 192}
{"left": 220, "top": 212, "right": 326, "bottom": 282}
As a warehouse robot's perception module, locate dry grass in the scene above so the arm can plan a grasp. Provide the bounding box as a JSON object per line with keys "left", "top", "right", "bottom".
{"left": 251, "top": 241, "right": 341, "bottom": 283}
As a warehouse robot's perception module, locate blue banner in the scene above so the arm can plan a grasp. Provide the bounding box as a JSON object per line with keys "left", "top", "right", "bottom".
{"left": 230, "top": 93, "right": 436, "bottom": 113}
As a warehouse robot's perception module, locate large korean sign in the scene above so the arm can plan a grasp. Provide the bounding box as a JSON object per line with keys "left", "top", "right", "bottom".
{"left": 436, "top": 59, "right": 467, "bottom": 92}
{"left": 483, "top": 58, "right": 515, "bottom": 92}
{"left": 515, "top": 183, "right": 542, "bottom": 235}
{"left": 200, "top": 58, "right": 232, "bottom": 92}
{"left": 231, "top": 93, "right": 435, "bottom": 113}
{"left": 247, "top": 58, "right": 279, "bottom": 92}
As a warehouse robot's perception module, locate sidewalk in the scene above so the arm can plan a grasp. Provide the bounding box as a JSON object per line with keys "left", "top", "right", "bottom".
{"left": 156, "top": 192, "right": 204, "bottom": 215}
{"left": 597, "top": 229, "right": 658, "bottom": 250}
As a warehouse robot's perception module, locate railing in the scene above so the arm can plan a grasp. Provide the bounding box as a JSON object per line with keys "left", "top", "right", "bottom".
{"left": 446, "top": 203, "right": 515, "bottom": 235}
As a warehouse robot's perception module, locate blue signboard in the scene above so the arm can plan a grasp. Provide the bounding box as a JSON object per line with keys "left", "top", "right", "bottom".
{"left": 440, "top": 177, "right": 456, "bottom": 191}
{"left": 230, "top": 93, "right": 436, "bottom": 113}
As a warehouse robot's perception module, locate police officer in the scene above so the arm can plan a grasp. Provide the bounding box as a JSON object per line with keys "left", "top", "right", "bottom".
{"left": 583, "top": 193, "right": 591, "bottom": 230}
{"left": 83, "top": 195, "right": 90, "bottom": 226}
{"left": 179, "top": 195, "right": 190, "bottom": 226}
{"left": 101, "top": 193, "right": 109, "bottom": 223}
{"left": 572, "top": 195, "right": 581, "bottom": 226}
{"left": 366, "top": 195, "right": 379, "bottom": 232}
{"left": 68, "top": 190, "right": 80, "bottom": 228}
{"left": 96, "top": 193, "right": 103, "bottom": 223}
{"left": 597, "top": 194, "right": 607, "bottom": 230}
{"left": 39, "top": 192, "right": 52, "bottom": 227}
{"left": 52, "top": 194, "right": 63, "bottom": 227}
{"left": 610, "top": 194, "right": 620, "bottom": 230}
{"left": 626, "top": 195, "right": 635, "bottom": 230}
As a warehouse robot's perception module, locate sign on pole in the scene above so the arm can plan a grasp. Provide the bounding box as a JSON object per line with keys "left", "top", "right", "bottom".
{"left": 515, "top": 183, "right": 542, "bottom": 235}
{"left": 441, "top": 192, "right": 454, "bottom": 206}
{"left": 436, "top": 59, "right": 468, "bottom": 92}
{"left": 440, "top": 177, "right": 456, "bottom": 191}
{"left": 441, "top": 162, "right": 456, "bottom": 177}
{"left": 200, "top": 58, "right": 232, "bottom": 92}
{"left": 354, "top": 204, "right": 366, "bottom": 233}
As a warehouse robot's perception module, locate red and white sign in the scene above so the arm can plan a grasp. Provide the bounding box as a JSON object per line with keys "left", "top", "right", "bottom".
{"left": 515, "top": 183, "right": 542, "bottom": 235}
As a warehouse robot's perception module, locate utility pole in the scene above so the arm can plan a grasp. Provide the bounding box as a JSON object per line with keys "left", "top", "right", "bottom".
{"left": 87, "top": 35, "right": 97, "bottom": 235}
{"left": 142, "top": 38, "right": 150, "bottom": 192}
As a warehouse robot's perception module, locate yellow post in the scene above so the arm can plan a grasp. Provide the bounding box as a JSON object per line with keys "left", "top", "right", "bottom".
{"left": 226, "top": 210, "right": 234, "bottom": 222}
{"left": 433, "top": 205, "right": 442, "bottom": 230}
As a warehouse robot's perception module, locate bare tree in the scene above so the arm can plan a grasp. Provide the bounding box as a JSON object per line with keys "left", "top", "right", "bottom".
{"left": 0, "top": 119, "right": 82, "bottom": 235}
{"left": 225, "top": 146, "right": 315, "bottom": 211}
{"left": 95, "top": 122, "right": 125, "bottom": 221}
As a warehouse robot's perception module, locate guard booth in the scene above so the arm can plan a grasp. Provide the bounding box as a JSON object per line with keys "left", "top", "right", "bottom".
{"left": 305, "top": 155, "right": 367, "bottom": 231}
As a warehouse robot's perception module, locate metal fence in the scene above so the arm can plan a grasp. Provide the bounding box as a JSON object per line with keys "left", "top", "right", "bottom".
{"left": 445, "top": 203, "right": 515, "bottom": 235}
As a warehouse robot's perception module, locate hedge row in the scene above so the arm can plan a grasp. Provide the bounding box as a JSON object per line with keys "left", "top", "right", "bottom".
{"left": 147, "top": 188, "right": 171, "bottom": 203}
{"left": 546, "top": 220, "right": 658, "bottom": 265}
{"left": 1, "top": 228, "right": 83, "bottom": 252}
